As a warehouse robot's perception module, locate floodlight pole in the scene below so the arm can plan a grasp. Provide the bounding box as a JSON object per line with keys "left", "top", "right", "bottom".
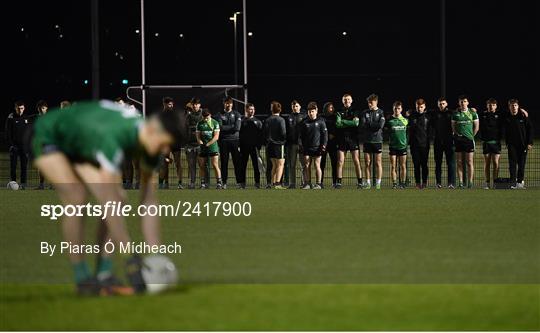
{"left": 141, "top": 0, "right": 147, "bottom": 117}
{"left": 90, "top": 0, "right": 100, "bottom": 100}
{"left": 440, "top": 0, "right": 446, "bottom": 98}
{"left": 233, "top": 13, "right": 238, "bottom": 100}
{"left": 242, "top": 0, "right": 248, "bottom": 105}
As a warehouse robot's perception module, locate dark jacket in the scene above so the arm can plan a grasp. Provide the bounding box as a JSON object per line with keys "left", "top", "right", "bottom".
{"left": 216, "top": 109, "right": 242, "bottom": 141}
{"left": 264, "top": 115, "right": 287, "bottom": 145}
{"left": 322, "top": 113, "right": 337, "bottom": 142}
{"left": 431, "top": 108, "right": 453, "bottom": 145}
{"left": 360, "top": 108, "right": 385, "bottom": 143}
{"left": 240, "top": 116, "right": 263, "bottom": 148}
{"left": 286, "top": 112, "right": 306, "bottom": 145}
{"left": 502, "top": 112, "right": 533, "bottom": 147}
{"left": 300, "top": 117, "right": 328, "bottom": 148}
{"left": 5, "top": 112, "right": 33, "bottom": 147}
{"left": 186, "top": 110, "right": 203, "bottom": 146}
{"left": 408, "top": 110, "right": 431, "bottom": 147}
{"left": 479, "top": 110, "right": 503, "bottom": 142}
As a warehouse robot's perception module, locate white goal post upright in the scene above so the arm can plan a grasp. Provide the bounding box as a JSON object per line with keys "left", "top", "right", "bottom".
{"left": 131, "top": 0, "right": 248, "bottom": 118}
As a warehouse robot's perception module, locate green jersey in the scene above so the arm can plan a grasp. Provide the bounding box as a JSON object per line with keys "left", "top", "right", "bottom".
{"left": 196, "top": 118, "right": 220, "bottom": 153}
{"left": 452, "top": 108, "right": 478, "bottom": 140}
{"left": 386, "top": 115, "right": 408, "bottom": 150}
{"left": 32, "top": 100, "right": 158, "bottom": 173}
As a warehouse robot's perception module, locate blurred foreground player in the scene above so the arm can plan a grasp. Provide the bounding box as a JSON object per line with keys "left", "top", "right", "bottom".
{"left": 32, "top": 100, "right": 184, "bottom": 295}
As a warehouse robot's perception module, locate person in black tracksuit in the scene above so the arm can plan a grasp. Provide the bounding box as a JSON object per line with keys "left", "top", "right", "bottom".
{"left": 158, "top": 97, "right": 181, "bottom": 189}
{"left": 431, "top": 97, "right": 456, "bottom": 188}
{"left": 479, "top": 98, "right": 503, "bottom": 188}
{"left": 239, "top": 103, "right": 263, "bottom": 189}
{"left": 5, "top": 101, "right": 32, "bottom": 189}
{"left": 502, "top": 99, "right": 533, "bottom": 188}
{"left": 215, "top": 97, "right": 242, "bottom": 189}
{"left": 299, "top": 102, "right": 328, "bottom": 189}
{"left": 320, "top": 102, "right": 338, "bottom": 187}
{"left": 35, "top": 100, "right": 49, "bottom": 189}
{"left": 264, "top": 101, "right": 287, "bottom": 188}
{"left": 408, "top": 99, "right": 431, "bottom": 188}
{"left": 285, "top": 100, "right": 306, "bottom": 188}
{"left": 185, "top": 98, "right": 209, "bottom": 188}
{"left": 360, "top": 94, "right": 385, "bottom": 189}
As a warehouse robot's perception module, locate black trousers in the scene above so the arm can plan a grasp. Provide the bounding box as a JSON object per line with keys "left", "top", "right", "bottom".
{"left": 219, "top": 140, "right": 242, "bottom": 184}
{"left": 239, "top": 144, "right": 261, "bottom": 184}
{"left": 9, "top": 145, "right": 28, "bottom": 184}
{"left": 434, "top": 141, "right": 455, "bottom": 186}
{"left": 320, "top": 139, "right": 338, "bottom": 185}
{"left": 410, "top": 144, "right": 430, "bottom": 185}
{"left": 507, "top": 144, "right": 528, "bottom": 183}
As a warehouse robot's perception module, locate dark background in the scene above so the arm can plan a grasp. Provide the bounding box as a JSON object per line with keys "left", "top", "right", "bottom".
{"left": 4, "top": 0, "right": 539, "bottom": 136}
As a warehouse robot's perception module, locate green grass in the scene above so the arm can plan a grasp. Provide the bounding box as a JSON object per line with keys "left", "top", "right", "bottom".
{"left": 1, "top": 189, "right": 539, "bottom": 330}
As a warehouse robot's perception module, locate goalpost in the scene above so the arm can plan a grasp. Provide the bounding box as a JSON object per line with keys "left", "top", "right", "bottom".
{"left": 126, "top": 0, "right": 249, "bottom": 117}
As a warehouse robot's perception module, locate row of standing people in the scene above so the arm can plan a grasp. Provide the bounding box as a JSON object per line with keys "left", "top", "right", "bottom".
{"left": 5, "top": 100, "right": 72, "bottom": 189}
{"left": 152, "top": 93, "right": 533, "bottom": 190}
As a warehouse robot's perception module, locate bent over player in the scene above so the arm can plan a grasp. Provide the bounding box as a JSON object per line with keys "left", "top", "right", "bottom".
{"left": 32, "top": 100, "right": 184, "bottom": 295}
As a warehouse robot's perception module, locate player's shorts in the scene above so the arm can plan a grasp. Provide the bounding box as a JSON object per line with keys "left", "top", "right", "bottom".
{"left": 302, "top": 147, "right": 322, "bottom": 157}
{"left": 482, "top": 141, "right": 501, "bottom": 155}
{"left": 337, "top": 136, "right": 359, "bottom": 151}
{"left": 454, "top": 137, "right": 475, "bottom": 153}
{"left": 363, "top": 142, "right": 383, "bottom": 154}
{"left": 389, "top": 148, "right": 407, "bottom": 156}
{"left": 267, "top": 143, "right": 285, "bottom": 159}
{"left": 199, "top": 147, "right": 219, "bottom": 158}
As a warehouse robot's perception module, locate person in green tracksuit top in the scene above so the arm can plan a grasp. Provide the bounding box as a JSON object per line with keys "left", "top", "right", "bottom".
{"left": 335, "top": 93, "right": 362, "bottom": 189}
{"left": 451, "top": 95, "right": 479, "bottom": 188}
{"left": 196, "top": 109, "right": 223, "bottom": 189}
{"left": 385, "top": 101, "right": 408, "bottom": 189}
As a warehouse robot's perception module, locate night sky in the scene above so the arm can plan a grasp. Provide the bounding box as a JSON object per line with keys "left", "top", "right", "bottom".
{"left": 5, "top": 0, "right": 539, "bottom": 126}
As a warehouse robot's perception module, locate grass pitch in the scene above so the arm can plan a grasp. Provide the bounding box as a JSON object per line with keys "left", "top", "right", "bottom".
{"left": 1, "top": 188, "right": 539, "bottom": 330}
